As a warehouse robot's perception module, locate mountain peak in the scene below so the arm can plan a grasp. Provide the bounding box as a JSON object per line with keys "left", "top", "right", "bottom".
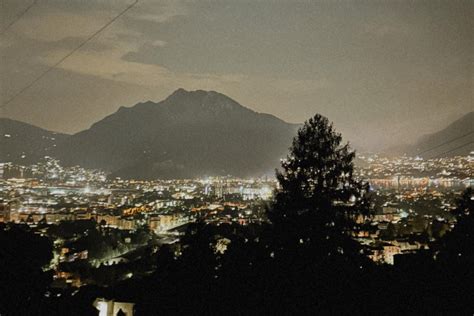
{"left": 169, "top": 88, "right": 188, "bottom": 97}
{"left": 165, "top": 88, "right": 243, "bottom": 112}
{"left": 168, "top": 88, "right": 221, "bottom": 99}
{"left": 49, "top": 90, "right": 297, "bottom": 179}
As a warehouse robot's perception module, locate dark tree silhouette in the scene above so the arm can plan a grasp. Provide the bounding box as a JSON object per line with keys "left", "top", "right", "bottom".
{"left": 0, "top": 223, "right": 53, "bottom": 314}
{"left": 134, "top": 114, "right": 377, "bottom": 314}
{"left": 437, "top": 188, "right": 474, "bottom": 263}
{"left": 268, "top": 114, "right": 372, "bottom": 263}
{"left": 435, "top": 188, "right": 474, "bottom": 313}
{"left": 382, "top": 188, "right": 474, "bottom": 314}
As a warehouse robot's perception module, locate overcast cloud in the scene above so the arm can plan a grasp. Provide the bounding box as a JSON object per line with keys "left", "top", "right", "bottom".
{"left": 1, "top": 0, "right": 472, "bottom": 150}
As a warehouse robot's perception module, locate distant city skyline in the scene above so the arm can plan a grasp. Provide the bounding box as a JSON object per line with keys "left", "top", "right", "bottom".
{"left": 1, "top": 0, "right": 472, "bottom": 151}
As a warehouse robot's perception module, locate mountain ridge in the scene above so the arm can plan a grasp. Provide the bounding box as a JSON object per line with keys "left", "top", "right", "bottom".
{"left": 2, "top": 92, "right": 471, "bottom": 177}
{"left": 0, "top": 118, "right": 69, "bottom": 164}
{"left": 53, "top": 89, "right": 299, "bottom": 179}
{"left": 385, "top": 112, "right": 474, "bottom": 157}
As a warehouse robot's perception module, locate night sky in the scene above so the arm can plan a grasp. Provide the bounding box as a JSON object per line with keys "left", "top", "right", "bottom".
{"left": 1, "top": 0, "right": 472, "bottom": 150}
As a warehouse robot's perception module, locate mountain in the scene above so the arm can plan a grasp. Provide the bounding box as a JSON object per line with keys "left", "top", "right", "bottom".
{"left": 53, "top": 89, "right": 299, "bottom": 179}
{"left": 389, "top": 112, "right": 474, "bottom": 158}
{"left": 0, "top": 118, "right": 69, "bottom": 164}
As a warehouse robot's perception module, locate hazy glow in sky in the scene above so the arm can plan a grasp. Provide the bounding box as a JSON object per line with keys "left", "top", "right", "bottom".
{"left": 1, "top": 0, "right": 472, "bottom": 150}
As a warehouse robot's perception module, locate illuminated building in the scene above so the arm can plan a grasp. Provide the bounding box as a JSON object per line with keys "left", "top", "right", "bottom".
{"left": 0, "top": 200, "right": 11, "bottom": 222}
{"left": 94, "top": 298, "right": 135, "bottom": 316}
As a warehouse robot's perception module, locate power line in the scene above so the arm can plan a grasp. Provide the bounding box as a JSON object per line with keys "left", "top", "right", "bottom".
{"left": 428, "top": 140, "right": 474, "bottom": 159}
{"left": 0, "top": 0, "right": 38, "bottom": 36}
{"left": 0, "top": 0, "right": 138, "bottom": 110}
{"left": 415, "top": 130, "right": 474, "bottom": 156}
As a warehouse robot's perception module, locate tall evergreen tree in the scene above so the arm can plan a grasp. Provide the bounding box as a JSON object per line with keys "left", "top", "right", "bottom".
{"left": 268, "top": 114, "right": 372, "bottom": 262}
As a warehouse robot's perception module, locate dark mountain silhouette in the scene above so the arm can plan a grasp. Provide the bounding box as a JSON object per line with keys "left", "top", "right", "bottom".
{"left": 53, "top": 89, "right": 298, "bottom": 179}
{"left": 387, "top": 112, "right": 474, "bottom": 157}
{"left": 0, "top": 118, "right": 68, "bottom": 164}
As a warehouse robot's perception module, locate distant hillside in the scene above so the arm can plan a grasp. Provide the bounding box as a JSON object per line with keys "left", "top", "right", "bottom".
{"left": 390, "top": 112, "right": 474, "bottom": 158}
{"left": 0, "top": 118, "right": 69, "bottom": 164}
{"left": 53, "top": 89, "right": 299, "bottom": 179}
